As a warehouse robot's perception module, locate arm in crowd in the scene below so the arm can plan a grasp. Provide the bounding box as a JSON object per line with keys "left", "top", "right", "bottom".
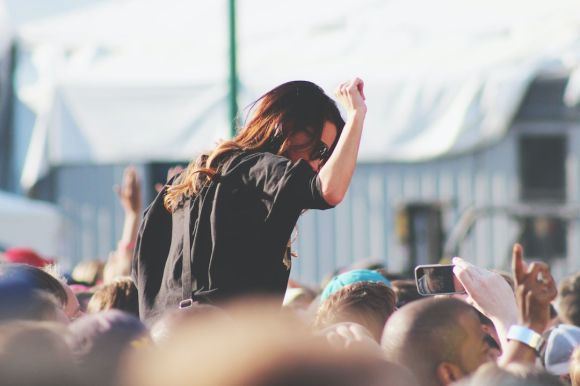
{"left": 115, "top": 166, "right": 142, "bottom": 253}
{"left": 498, "top": 243, "right": 557, "bottom": 366}
{"left": 453, "top": 257, "right": 518, "bottom": 352}
{"left": 104, "top": 166, "right": 142, "bottom": 283}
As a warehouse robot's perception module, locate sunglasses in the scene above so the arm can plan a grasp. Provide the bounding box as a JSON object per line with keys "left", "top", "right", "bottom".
{"left": 310, "top": 142, "right": 330, "bottom": 163}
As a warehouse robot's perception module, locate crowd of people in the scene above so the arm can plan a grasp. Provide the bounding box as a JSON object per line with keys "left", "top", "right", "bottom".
{"left": 0, "top": 168, "right": 579, "bottom": 386}
{"left": 1, "top": 79, "right": 580, "bottom": 386}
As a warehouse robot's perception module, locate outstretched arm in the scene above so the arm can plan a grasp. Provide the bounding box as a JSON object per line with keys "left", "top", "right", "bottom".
{"left": 104, "top": 166, "right": 142, "bottom": 283}
{"left": 115, "top": 166, "right": 142, "bottom": 252}
{"left": 498, "top": 243, "right": 557, "bottom": 366}
{"left": 317, "top": 78, "right": 367, "bottom": 206}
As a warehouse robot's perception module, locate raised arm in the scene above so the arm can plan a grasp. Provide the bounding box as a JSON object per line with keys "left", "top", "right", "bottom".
{"left": 317, "top": 78, "right": 367, "bottom": 206}
{"left": 498, "top": 243, "right": 557, "bottom": 366}
{"left": 453, "top": 257, "right": 518, "bottom": 352}
{"left": 115, "top": 166, "right": 142, "bottom": 252}
{"left": 104, "top": 166, "right": 142, "bottom": 283}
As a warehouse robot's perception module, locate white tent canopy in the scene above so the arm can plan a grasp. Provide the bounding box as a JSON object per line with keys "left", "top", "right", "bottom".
{"left": 0, "top": 191, "right": 65, "bottom": 257}
{"left": 11, "top": 0, "right": 580, "bottom": 188}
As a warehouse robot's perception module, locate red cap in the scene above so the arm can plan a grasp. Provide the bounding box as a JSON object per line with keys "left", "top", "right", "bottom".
{"left": 3, "top": 247, "right": 55, "bottom": 268}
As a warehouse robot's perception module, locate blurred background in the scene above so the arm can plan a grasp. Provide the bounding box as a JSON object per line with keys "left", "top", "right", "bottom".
{"left": 2, "top": 0, "right": 580, "bottom": 284}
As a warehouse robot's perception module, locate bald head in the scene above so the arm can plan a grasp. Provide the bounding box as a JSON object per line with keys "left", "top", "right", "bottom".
{"left": 381, "top": 297, "right": 488, "bottom": 386}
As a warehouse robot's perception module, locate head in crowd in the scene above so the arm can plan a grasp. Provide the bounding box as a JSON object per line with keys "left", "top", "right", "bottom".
{"left": 283, "top": 285, "right": 318, "bottom": 314}
{"left": 0, "top": 263, "right": 67, "bottom": 309}
{"left": 558, "top": 272, "right": 580, "bottom": 327}
{"left": 164, "top": 80, "right": 345, "bottom": 211}
{"left": 44, "top": 264, "right": 85, "bottom": 321}
{"left": 570, "top": 346, "right": 580, "bottom": 386}
{"left": 382, "top": 297, "right": 492, "bottom": 386}
{"left": 121, "top": 301, "right": 418, "bottom": 386}
{"left": 476, "top": 312, "right": 502, "bottom": 361}
{"left": 0, "top": 272, "right": 66, "bottom": 322}
{"left": 540, "top": 324, "right": 580, "bottom": 381}
{"left": 314, "top": 281, "right": 396, "bottom": 342}
{"left": 66, "top": 310, "right": 148, "bottom": 386}
{"left": 71, "top": 259, "right": 104, "bottom": 286}
{"left": 455, "top": 363, "right": 565, "bottom": 386}
{"left": 390, "top": 279, "right": 422, "bottom": 308}
{"left": 87, "top": 276, "right": 138, "bottom": 317}
{"left": 320, "top": 269, "right": 392, "bottom": 303}
{"left": 0, "top": 321, "right": 79, "bottom": 386}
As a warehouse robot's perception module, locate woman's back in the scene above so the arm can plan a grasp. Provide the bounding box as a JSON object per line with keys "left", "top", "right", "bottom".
{"left": 135, "top": 152, "right": 332, "bottom": 324}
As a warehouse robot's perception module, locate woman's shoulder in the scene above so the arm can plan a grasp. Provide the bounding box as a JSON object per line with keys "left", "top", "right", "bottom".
{"left": 222, "top": 151, "right": 291, "bottom": 175}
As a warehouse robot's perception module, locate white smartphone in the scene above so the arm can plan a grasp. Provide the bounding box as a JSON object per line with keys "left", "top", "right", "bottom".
{"left": 415, "top": 264, "right": 466, "bottom": 296}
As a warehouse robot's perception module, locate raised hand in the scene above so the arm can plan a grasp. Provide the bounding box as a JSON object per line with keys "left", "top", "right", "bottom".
{"left": 453, "top": 257, "right": 517, "bottom": 350}
{"left": 511, "top": 243, "right": 557, "bottom": 333}
{"left": 114, "top": 166, "right": 142, "bottom": 215}
{"left": 335, "top": 78, "right": 367, "bottom": 116}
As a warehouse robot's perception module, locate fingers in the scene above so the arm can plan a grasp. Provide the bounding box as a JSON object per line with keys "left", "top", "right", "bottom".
{"left": 511, "top": 243, "right": 525, "bottom": 285}
{"left": 335, "top": 81, "right": 349, "bottom": 97}
{"left": 335, "top": 78, "right": 365, "bottom": 99}
{"left": 527, "top": 262, "right": 557, "bottom": 302}
{"left": 355, "top": 78, "right": 365, "bottom": 100}
{"left": 452, "top": 257, "right": 483, "bottom": 291}
{"left": 453, "top": 262, "right": 473, "bottom": 289}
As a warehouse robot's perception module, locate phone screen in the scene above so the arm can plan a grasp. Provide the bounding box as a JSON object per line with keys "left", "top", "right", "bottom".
{"left": 415, "top": 265, "right": 465, "bottom": 295}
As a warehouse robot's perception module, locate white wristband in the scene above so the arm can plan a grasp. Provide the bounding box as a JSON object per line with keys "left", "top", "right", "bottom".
{"left": 506, "top": 325, "right": 544, "bottom": 351}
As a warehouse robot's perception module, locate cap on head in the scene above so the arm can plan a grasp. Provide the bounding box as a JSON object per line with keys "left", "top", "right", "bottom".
{"left": 4, "top": 248, "right": 54, "bottom": 268}
{"left": 320, "top": 269, "right": 391, "bottom": 303}
{"left": 541, "top": 324, "right": 580, "bottom": 375}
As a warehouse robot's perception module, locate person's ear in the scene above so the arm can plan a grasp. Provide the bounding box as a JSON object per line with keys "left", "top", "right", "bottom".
{"left": 435, "top": 362, "right": 464, "bottom": 386}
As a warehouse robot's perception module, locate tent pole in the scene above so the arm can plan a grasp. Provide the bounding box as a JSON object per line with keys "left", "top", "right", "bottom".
{"left": 228, "top": 0, "right": 238, "bottom": 138}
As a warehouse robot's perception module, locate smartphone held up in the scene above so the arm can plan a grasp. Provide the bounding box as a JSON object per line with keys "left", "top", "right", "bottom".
{"left": 415, "top": 264, "right": 466, "bottom": 296}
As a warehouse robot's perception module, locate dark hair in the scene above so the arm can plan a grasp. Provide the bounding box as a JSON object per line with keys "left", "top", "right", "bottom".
{"left": 314, "top": 282, "right": 397, "bottom": 342}
{"left": 559, "top": 272, "right": 580, "bottom": 326}
{"left": 87, "top": 277, "right": 138, "bottom": 317}
{"left": 164, "top": 80, "right": 344, "bottom": 211}
{"left": 0, "top": 264, "right": 67, "bottom": 308}
{"left": 390, "top": 279, "right": 422, "bottom": 308}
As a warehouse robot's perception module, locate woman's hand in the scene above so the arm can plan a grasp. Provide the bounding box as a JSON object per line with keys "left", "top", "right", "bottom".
{"left": 335, "top": 78, "right": 367, "bottom": 116}
{"left": 453, "top": 257, "right": 517, "bottom": 350}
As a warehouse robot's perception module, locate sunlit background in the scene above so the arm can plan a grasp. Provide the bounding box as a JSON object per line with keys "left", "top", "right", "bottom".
{"left": 2, "top": 0, "right": 580, "bottom": 284}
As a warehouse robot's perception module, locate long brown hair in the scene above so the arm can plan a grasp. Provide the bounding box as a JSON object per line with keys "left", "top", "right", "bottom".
{"left": 164, "top": 80, "right": 344, "bottom": 211}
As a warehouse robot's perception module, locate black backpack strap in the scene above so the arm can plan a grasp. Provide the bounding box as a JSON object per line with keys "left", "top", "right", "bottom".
{"left": 179, "top": 187, "right": 218, "bottom": 308}
{"left": 179, "top": 198, "right": 194, "bottom": 309}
